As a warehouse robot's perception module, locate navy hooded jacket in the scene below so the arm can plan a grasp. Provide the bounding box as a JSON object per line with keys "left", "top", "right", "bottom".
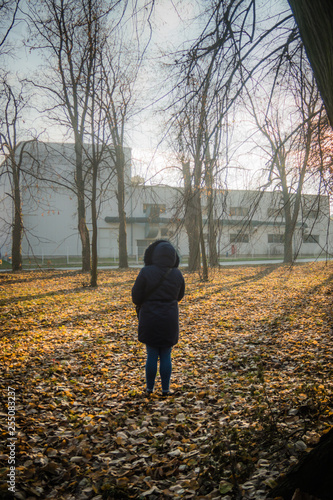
{"left": 132, "top": 241, "right": 185, "bottom": 347}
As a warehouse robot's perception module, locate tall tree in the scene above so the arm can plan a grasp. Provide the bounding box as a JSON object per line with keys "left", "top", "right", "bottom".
{"left": 309, "top": 113, "right": 333, "bottom": 196}
{"left": 245, "top": 60, "right": 325, "bottom": 263}
{"left": 26, "top": 0, "right": 116, "bottom": 272}
{"left": 171, "top": 82, "right": 225, "bottom": 275}
{"left": 100, "top": 55, "right": 129, "bottom": 269}
{"left": 26, "top": 0, "right": 153, "bottom": 272}
{"left": 176, "top": 0, "right": 332, "bottom": 267}
{"left": 97, "top": 19, "right": 149, "bottom": 269}
{"left": 204, "top": 137, "right": 219, "bottom": 267}
{"left": 85, "top": 63, "right": 106, "bottom": 287}
{"left": 180, "top": 154, "right": 201, "bottom": 273}
{"left": 287, "top": 0, "right": 333, "bottom": 128}
{"left": 0, "top": 0, "right": 20, "bottom": 53}
{"left": 0, "top": 78, "right": 35, "bottom": 270}
{"left": 166, "top": 3, "right": 238, "bottom": 275}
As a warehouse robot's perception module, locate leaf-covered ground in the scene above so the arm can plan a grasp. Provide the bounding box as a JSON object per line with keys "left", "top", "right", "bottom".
{"left": 1, "top": 263, "right": 333, "bottom": 500}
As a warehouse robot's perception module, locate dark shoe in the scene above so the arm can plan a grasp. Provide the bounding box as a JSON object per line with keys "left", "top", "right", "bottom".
{"left": 162, "top": 391, "right": 172, "bottom": 397}
{"left": 145, "top": 389, "right": 153, "bottom": 396}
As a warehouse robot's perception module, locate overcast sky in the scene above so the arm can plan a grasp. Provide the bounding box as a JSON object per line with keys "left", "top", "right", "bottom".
{"left": 3, "top": 0, "right": 321, "bottom": 195}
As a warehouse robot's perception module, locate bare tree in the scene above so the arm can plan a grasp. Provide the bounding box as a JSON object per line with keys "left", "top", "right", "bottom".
{"left": 204, "top": 136, "right": 219, "bottom": 267}
{"left": 0, "top": 77, "right": 36, "bottom": 270}
{"left": 25, "top": 0, "right": 154, "bottom": 273}
{"left": 25, "top": 0, "right": 118, "bottom": 272}
{"left": 97, "top": 13, "right": 151, "bottom": 269}
{"left": 175, "top": 0, "right": 295, "bottom": 136}
{"left": 85, "top": 71, "right": 107, "bottom": 287}
{"left": 309, "top": 113, "right": 333, "bottom": 196}
{"left": 172, "top": 0, "right": 332, "bottom": 269}
{"left": 99, "top": 50, "right": 130, "bottom": 269}
{"left": 0, "top": 0, "right": 20, "bottom": 53}
{"left": 287, "top": 0, "right": 333, "bottom": 128}
{"left": 170, "top": 90, "right": 225, "bottom": 276}
{"left": 245, "top": 58, "right": 326, "bottom": 263}
{"left": 165, "top": 4, "right": 237, "bottom": 276}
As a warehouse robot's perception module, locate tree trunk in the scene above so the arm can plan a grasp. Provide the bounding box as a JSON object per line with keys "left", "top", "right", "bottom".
{"left": 281, "top": 122, "right": 310, "bottom": 264}
{"left": 11, "top": 165, "right": 23, "bottom": 271}
{"left": 205, "top": 148, "right": 218, "bottom": 267}
{"left": 115, "top": 145, "right": 128, "bottom": 269}
{"left": 287, "top": 0, "right": 333, "bottom": 128}
{"left": 283, "top": 219, "right": 294, "bottom": 264}
{"left": 90, "top": 158, "right": 98, "bottom": 287}
{"left": 78, "top": 211, "right": 91, "bottom": 272}
{"left": 185, "top": 190, "right": 201, "bottom": 272}
{"left": 269, "top": 428, "right": 333, "bottom": 500}
{"left": 199, "top": 201, "right": 209, "bottom": 281}
{"left": 280, "top": 155, "right": 295, "bottom": 263}
{"left": 208, "top": 218, "right": 218, "bottom": 267}
{"left": 182, "top": 160, "right": 201, "bottom": 271}
{"left": 75, "top": 143, "right": 91, "bottom": 272}
{"left": 193, "top": 153, "right": 208, "bottom": 276}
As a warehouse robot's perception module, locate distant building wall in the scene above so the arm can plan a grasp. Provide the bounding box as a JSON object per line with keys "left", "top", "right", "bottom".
{"left": 0, "top": 171, "right": 12, "bottom": 259}
{"left": 0, "top": 141, "right": 332, "bottom": 262}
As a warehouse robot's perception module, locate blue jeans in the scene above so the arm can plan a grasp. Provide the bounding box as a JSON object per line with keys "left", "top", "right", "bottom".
{"left": 145, "top": 345, "right": 172, "bottom": 393}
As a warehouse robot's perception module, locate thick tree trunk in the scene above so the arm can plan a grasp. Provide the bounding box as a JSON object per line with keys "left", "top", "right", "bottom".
{"left": 77, "top": 191, "right": 91, "bottom": 272}
{"left": 207, "top": 197, "right": 218, "bottom": 267}
{"left": 205, "top": 154, "right": 218, "bottom": 267}
{"left": 187, "top": 230, "right": 201, "bottom": 271}
{"left": 269, "top": 428, "right": 333, "bottom": 500}
{"left": 266, "top": 5, "right": 333, "bottom": 498}
{"left": 78, "top": 212, "right": 91, "bottom": 272}
{"left": 287, "top": 0, "right": 333, "bottom": 128}
{"left": 90, "top": 158, "right": 98, "bottom": 287}
{"left": 75, "top": 143, "right": 91, "bottom": 272}
{"left": 281, "top": 169, "right": 295, "bottom": 264}
{"left": 208, "top": 221, "right": 218, "bottom": 267}
{"left": 12, "top": 168, "right": 23, "bottom": 271}
{"left": 185, "top": 191, "right": 201, "bottom": 272}
{"left": 283, "top": 212, "right": 294, "bottom": 264}
{"left": 283, "top": 228, "right": 293, "bottom": 263}
{"left": 182, "top": 161, "right": 201, "bottom": 272}
{"left": 199, "top": 202, "right": 209, "bottom": 281}
{"left": 115, "top": 145, "right": 128, "bottom": 269}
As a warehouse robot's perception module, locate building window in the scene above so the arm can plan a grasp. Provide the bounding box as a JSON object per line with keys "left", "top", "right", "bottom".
{"left": 267, "top": 208, "right": 283, "bottom": 218}
{"left": 303, "top": 234, "right": 319, "bottom": 244}
{"left": 303, "top": 209, "right": 319, "bottom": 219}
{"left": 230, "top": 207, "right": 249, "bottom": 217}
{"left": 268, "top": 234, "right": 284, "bottom": 243}
{"left": 143, "top": 204, "right": 166, "bottom": 221}
{"left": 230, "top": 233, "right": 249, "bottom": 243}
{"left": 137, "top": 239, "right": 154, "bottom": 256}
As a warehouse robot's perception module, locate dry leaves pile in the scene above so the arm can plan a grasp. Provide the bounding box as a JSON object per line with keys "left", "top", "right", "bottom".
{"left": 0, "top": 263, "right": 333, "bottom": 500}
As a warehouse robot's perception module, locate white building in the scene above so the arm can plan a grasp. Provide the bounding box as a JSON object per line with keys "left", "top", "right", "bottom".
{"left": 0, "top": 141, "right": 331, "bottom": 262}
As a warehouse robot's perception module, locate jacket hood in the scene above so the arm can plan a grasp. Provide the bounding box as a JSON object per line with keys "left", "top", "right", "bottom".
{"left": 152, "top": 241, "right": 177, "bottom": 268}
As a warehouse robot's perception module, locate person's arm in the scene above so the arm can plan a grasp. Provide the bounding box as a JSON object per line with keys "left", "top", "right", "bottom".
{"left": 131, "top": 270, "right": 146, "bottom": 305}
{"left": 177, "top": 276, "right": 185, "bottom": 302}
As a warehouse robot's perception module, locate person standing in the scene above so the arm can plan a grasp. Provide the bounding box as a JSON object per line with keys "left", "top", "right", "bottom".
{"left": 132, "top": 240, "right": 185, "bottom": 396}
